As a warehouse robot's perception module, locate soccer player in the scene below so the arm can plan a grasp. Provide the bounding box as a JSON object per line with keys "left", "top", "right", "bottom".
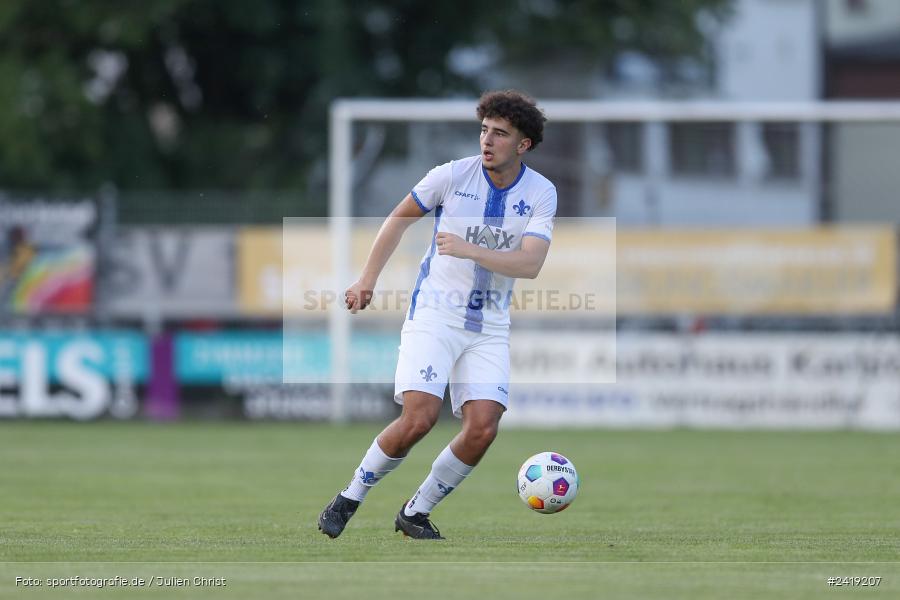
{"left": 318, "top": 90, "right": 556, "bottom": 540}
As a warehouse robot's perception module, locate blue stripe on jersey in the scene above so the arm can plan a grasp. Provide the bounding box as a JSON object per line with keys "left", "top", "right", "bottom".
{"left": 410, "top": 190, "right": 430, "bottom": 214}
{"left": 463, "top": 165, "right": 524, "bottom": 332}
{"left": 522, "top": 231, "right": 551, "bottom": 243}
{"left": 409, "top": 206, "right": 442, "bottom": 320}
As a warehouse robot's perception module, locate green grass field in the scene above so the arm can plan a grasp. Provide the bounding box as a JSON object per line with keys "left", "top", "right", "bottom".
{"left": 2, "top": 422, "right": 899, "bottom": 599}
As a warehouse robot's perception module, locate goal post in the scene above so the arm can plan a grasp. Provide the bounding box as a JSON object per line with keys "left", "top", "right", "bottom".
{"left": 326, "top": 98, "right": 900, "bottom": 423}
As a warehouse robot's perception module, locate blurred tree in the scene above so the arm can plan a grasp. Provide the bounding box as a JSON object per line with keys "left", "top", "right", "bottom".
{"left": 0, "top": 0, "right": 730, "bottom": 214}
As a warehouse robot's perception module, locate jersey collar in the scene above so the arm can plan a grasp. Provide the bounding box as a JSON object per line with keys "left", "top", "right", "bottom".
{"left": 482, "top": 162, "right": 526, "bottom": 193}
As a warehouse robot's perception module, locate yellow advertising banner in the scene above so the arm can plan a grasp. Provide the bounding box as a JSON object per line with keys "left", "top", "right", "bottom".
{"left": 238, "top": 225, "right": 335, "bottom": 316}
{"left": 238, "top": 222, "right": 427, "bottom": 317}
{"left": 237, "top": 227, "right": 283, "bottom": 315}
{"left": 615, "top": 227, "right": 897, "bottom": 315}
{"left": 238, "top": 224, "right": 897, "bottom": 317}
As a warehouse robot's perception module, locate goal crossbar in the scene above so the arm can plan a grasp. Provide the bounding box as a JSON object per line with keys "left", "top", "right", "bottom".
{"left": 332, "top": 99, "right": 900, "bottom": 123}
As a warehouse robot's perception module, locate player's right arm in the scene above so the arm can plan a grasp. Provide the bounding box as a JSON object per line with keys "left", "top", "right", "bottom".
{"left": 345, "top": 194, "right": 427, "bottom": 313}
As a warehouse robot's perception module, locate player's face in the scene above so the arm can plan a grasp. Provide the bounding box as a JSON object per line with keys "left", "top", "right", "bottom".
{"left": 480, "top": 117, "right": 531, "bottom": 173}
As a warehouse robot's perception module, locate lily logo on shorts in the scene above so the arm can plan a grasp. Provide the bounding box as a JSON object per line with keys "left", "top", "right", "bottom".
{"left": 420, "top": 365, "right": 437, "bottom": 382}
{"left": 513, "top": 199, "right": 531, "bottom": 216}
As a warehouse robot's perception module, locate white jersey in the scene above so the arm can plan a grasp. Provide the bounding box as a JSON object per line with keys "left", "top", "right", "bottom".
{"left": 407, "top": 155, "right": 557, "bottom": 334}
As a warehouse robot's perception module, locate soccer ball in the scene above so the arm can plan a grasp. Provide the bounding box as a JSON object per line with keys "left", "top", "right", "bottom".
{"left": 517, "top": 452, "right": 579, "bottom": 514}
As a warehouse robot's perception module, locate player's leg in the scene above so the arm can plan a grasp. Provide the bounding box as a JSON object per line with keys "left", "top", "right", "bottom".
{"left": 395, "top": 332, "right": 509, "bottom": 539}
{"left": 318, "top": 392, "right": 441, "bottom": 539}
{"left": 338, "top": 390, "right": 442, "bottom": 505}
{"left": 319, "top": 320, "right": 460, "bottom": 538}
{"left": 340, "top": 390, "right": 442, "bottom": 500}
{"left": 446, "top": 330, "right": 509, "bottom": 465}
{"left": 394, "top": 400, "right": 504, "bottom": 540}
{"left": 376, "top": 390, "right": 442, "bottom": 457}
{"left": 450, "top": 398, "right": 505, "bottom": 465}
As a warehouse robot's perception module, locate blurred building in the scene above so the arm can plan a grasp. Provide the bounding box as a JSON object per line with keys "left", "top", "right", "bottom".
{"left": 357, "top": 0, "right": 900, "bottom": 228}
{"left": 825, "top": 0, "right": 900, "bottom": 99}
{"left": 601, "top": 0, "right": 820, "bottom": 227}
{"left": 824, "top": 0, "right": 900, "bottom": 222}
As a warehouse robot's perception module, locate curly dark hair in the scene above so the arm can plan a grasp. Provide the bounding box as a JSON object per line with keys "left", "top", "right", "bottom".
{"left": 476, "top": 90, "right": 546, "bottom": 151}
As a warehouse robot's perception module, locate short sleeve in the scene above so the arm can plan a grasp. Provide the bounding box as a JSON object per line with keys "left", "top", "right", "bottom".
{"left": 522, "top": 187, "right": 557, "bottom": 244}
{"left": 411, "top": 161, "right": 453, "bottom": 213}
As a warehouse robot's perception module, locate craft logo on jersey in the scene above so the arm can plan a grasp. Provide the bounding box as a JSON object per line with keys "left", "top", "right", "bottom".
{"left": 465, "top": 225, "right": 515, "bottom": 250}
{"left": 454, "top": 190, "right": 480, "bottom": 201}
{"left": 513, "top": 199, "right": 531, "bottom": 216}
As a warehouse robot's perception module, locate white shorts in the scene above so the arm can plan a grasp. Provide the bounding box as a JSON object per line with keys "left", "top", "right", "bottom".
{"left": 394, "top": 318, "right": 510, "bottom": 418}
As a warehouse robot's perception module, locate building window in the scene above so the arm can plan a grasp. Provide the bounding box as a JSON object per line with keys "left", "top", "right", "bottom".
{"left": 846, "top": 0, "right": 868, "bottom": 14}
{"left": 669, "top": 122, "right": 735, "bottom": 177}
{"left": 762, "top": 123, "right": 800, "bottom": 180}
{"left": 606, "top": 123, "right": 642, "bottom": 173}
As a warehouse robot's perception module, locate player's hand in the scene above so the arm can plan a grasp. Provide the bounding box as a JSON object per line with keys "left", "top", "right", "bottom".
{"left": 435, "top": 232, "right": 472, "bottom": 259}
{"left": 345, "top": 279, "right": 374, "bottom": 313}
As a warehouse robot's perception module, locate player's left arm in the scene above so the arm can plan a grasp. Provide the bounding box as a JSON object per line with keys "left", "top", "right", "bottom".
{"left": 435, "top": 233, "right": 550, "bottom": 279}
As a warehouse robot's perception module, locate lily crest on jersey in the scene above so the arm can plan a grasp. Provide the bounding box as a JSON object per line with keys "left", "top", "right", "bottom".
{"left": 513, "top": 199, "right": 531, "bottom": 216}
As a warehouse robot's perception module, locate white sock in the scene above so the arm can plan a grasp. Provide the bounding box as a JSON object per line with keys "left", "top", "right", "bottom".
{"left": 340, "top": 438, "right": 404, "bottom": 502}
{"left": 404, "top": 445, "right": 474, "bottom": 516}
